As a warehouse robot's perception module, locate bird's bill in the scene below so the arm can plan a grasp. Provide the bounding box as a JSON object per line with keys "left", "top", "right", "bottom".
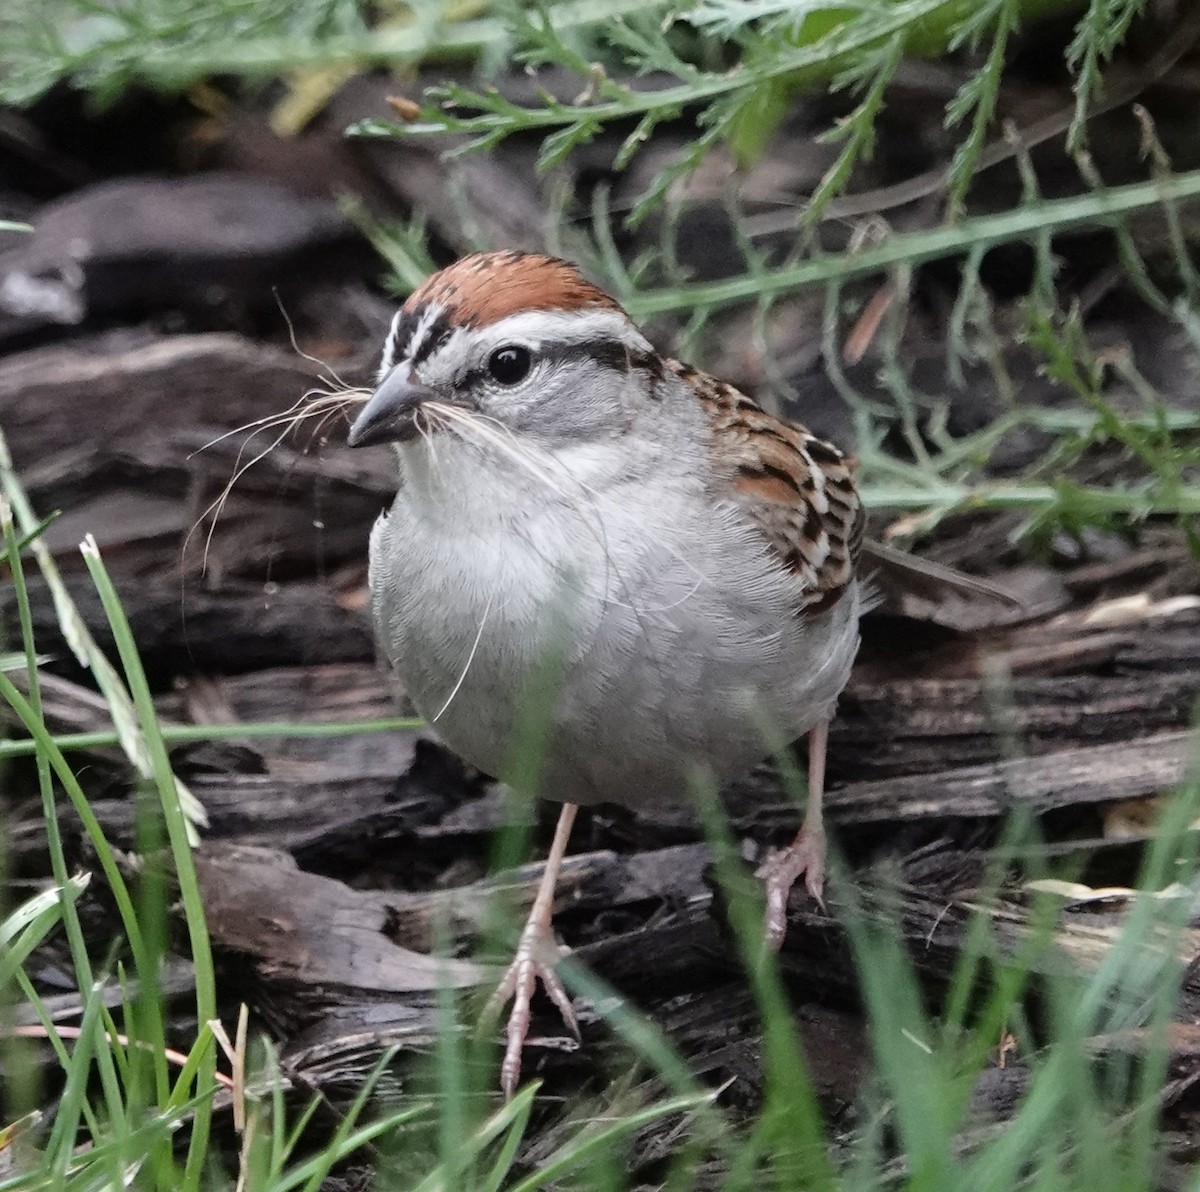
{"left": 347, "top": 368, "right": 440, "bottom": 447}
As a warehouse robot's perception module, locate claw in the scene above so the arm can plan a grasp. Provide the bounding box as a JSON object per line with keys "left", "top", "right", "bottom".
{"left": 486, "top": 924, "right": 580, "bottom": 1100}
{"left": 756, "top": 827, "right": 826, "bottom": 952}
{"left": 756, "top": 719, "right": 830, "bottom": 952}
{"left": 484, "top": 802, "right": 580, "bottom": 1098}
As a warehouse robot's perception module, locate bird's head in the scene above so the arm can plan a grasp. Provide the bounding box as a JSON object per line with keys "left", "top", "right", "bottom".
{"left": 347, "top": 251, "right": 664, "bottom": 452}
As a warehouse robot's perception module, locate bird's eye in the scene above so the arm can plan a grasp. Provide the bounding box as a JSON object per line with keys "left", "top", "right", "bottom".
{"left": 487, "top": 346, "right": 532, "bottom": 386}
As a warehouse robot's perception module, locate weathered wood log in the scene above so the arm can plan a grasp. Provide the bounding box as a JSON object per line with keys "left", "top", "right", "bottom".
{"left": 824, "top": 730, "right": 1191, "bottom": 825}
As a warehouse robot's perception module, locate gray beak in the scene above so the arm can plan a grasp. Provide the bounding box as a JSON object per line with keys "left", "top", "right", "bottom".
{"left": 347, "top": 369, "right": 438, "bottom": 448}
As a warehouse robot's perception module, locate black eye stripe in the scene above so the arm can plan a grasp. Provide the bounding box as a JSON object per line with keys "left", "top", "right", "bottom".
{"left": 543, "top": 339, "right": 661, "bottom": 375}
{"left": 454, "top": 337, "right": 656, "bottom": 391}
{"left": 384, "top": 310, "right": 419, "bottom": 366}
{"left": 410, "top": 316, "right": 453, "bottom": 366}
{"left": 545, "top": 340, "right": 627, "bottom": 372}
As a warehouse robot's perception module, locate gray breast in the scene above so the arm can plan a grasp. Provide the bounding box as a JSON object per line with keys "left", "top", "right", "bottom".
{"left": 368, "top": 467, "right": 861, "bottom": 808}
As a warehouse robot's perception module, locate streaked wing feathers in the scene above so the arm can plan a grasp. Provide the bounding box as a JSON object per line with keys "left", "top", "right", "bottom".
{"left": 669, "top": 359, "right": 864, "bottom": 617}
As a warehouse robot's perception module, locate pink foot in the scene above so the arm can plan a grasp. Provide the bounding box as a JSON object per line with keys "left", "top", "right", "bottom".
{"left": 484, "top": 918, "right": 580, "bottom": 1099}
{"left": 756, "top": 826, "right": 826, "bottom": 952}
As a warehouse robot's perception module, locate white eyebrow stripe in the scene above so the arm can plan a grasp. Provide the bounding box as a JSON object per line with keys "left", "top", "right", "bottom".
{"left": 378, "top": 309, "right": 408, "bottom": 378}
{"left": 382, "top": 305, "right": 652, "bottom": 380}
{"left": 409, "top": 303, "right": 450, "bottom": 363}
{"left": 469, "top": 309, "right": 652, "bottom": 355}
{"left": 379, "top": 301, "right": 451, "bottom": 379}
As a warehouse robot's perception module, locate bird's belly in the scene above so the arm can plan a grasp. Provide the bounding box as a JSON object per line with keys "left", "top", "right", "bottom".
{"left": 538, "top": 581, "right": 861, "bottom": 804}
{"left": 369, "top": 496, "right": 860, "bottom": 807}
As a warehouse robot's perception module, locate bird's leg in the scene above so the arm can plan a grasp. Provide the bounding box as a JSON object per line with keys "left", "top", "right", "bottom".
{"left": 484, "top": 801, "right": 580, "bottom": 1099}
{"left": 757, "top": 719, "right": 829, "bottom": 952}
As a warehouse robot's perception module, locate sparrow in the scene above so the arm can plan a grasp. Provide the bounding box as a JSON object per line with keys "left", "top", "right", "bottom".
{"left": 346, "top": 250, "right": 995, "bottom": 1097}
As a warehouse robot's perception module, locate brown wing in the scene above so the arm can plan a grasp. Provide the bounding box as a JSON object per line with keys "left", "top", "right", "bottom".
{"left": 859, "top": 539, "right": 1023, "bottom": 606}
{"left": 667, "top": 359, "right": 864, "bottom": 616}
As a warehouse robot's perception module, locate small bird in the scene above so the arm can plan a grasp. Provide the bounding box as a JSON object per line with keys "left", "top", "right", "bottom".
{"left": 347, "top": 250, "right": 987, "bottom": 1096}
